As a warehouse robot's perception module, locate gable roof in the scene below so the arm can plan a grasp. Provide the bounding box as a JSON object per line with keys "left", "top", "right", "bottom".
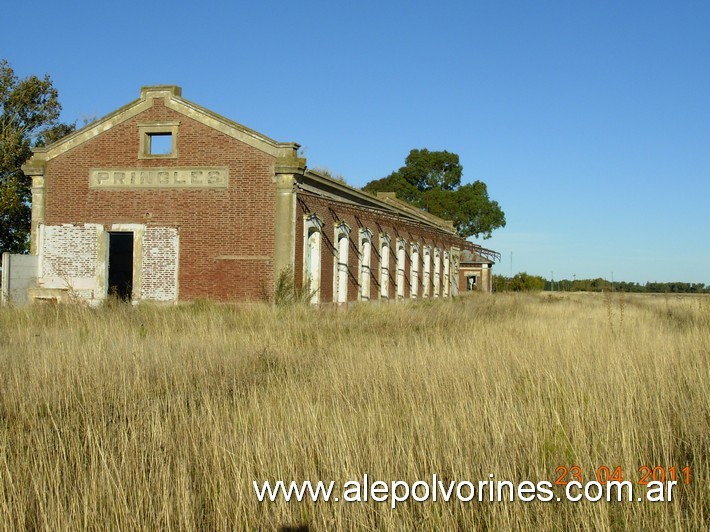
{"left": 21, "top": 85, "right": 490, "bottom": 247}
{"left": 24, "top": 85, "right": 300, "bottom": 168}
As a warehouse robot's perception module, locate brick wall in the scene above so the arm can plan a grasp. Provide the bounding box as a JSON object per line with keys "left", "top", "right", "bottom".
{"left": 141, "top": 226, "right": 179, "bottom": 301}
{"left": 43, "top": 98, "right": 277, "bottom": 301}
{"left": 459, "top": 264, "right": 492, "bottom": 293}
{"left": 41, "top": 224, "right": 98, "bottom": 280}
{"left": 295, "top": 193, "right": 463, "bottom": 304}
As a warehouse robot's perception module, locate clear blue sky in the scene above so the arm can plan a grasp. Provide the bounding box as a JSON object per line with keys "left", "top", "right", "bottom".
{"left": 3, "top": 0, "right": 708, "bottom": 284}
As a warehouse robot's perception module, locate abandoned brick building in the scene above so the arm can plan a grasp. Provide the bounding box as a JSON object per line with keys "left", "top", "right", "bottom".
{"left": 2, "top": 86, "right": 497, "bottom": 305}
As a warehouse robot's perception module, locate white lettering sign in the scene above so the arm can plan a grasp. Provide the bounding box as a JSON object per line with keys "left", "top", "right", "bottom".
{"left": 89, "top": 167, "right": 229, "bottom": 189}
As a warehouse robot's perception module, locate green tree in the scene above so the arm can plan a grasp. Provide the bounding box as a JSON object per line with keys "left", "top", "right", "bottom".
{"left": 0, "top": 59, "right": 75, "bottom": 253}
{"left": 508, "top": 272, "right": 545, "bottom": 291}
{"left": 363, "top": 149, "right": 505, "bottom": 239}
{"left": 492, "top": 273, "right": 545, "bottom": 292}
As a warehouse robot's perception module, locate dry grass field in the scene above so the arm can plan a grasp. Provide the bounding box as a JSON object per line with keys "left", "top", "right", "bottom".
{"left": 0, "top": 292, "right": 707, "bottom": 530}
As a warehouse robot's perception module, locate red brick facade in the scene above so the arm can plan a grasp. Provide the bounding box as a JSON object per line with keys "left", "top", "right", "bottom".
{"left": 39, "top": 94, "right": 278, "bottom": 301}
{"left": 21, "top": 86, "right": 494, "bottom": 304}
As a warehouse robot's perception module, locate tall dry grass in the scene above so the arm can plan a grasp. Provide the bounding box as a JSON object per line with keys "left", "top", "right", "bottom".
{"left": 0, "top": 293, "right": 707, "bottom": 530}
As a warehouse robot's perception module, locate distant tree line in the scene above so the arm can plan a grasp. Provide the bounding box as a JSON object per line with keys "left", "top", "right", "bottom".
{"left": 547, "top": 279, "right": 708, "bottom": 294}
{"left": 493, "top": 274, "right": 708, "bottom": 293}
{"left": 492, "top": 273, "right": 546, "bottom": 292}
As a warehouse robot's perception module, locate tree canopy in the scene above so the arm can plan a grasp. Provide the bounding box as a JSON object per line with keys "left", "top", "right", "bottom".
{"left": 0, "top": 59, "right": 75, "bottom": 253}
{"left": 363, "top": 149, "right": 505, "bottom": 239}
{"left": 492, "top": 273, "right": 546, "bottom": 292}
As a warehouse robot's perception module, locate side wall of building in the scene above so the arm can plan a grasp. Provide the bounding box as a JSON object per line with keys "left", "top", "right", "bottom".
{"left": 295, "top": 193, "right": 463, "bottom": 303}
{"left": 459, "top": 263, "right": 492, "bottom": 293}
{"left": 39, "top": 97, "right": 277, "bottom": 302}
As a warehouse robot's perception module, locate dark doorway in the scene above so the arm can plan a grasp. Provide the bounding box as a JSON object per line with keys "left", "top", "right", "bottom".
{"left": 108, "top": 232, "right": 134, "bottom": 300}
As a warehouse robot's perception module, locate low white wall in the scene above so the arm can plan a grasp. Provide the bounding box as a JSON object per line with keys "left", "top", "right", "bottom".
{"left": 1, "top": 253, "right": 38, "bottom": 305}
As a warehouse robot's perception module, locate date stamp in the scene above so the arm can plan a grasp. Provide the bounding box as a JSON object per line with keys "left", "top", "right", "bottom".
{"left": 554, "top": 465, "right": 691, "bottom": 486}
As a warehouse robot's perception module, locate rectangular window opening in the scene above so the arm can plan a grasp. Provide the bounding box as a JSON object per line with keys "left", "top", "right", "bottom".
{"left": 148, "top": 132, "right": 173, "bottom": 155}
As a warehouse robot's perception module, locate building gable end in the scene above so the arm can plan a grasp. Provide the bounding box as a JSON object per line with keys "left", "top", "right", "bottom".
{"left": 26, "top": 86, "right": 299, "bottom": 167}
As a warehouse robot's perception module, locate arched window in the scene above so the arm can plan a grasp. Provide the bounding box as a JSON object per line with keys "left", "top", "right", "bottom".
{"left": 334, "top": 222, "right": 350, "bottom": 304}
{"left": 359, "top": 229, "right": 372, "bottom": 301}
{"left": 443, "top": 250, "right": 450, "bottom": 297}
{"left": 396, "top": 239, "right": 406, "bottom": 299}
{"left": 410, "top": 243, "right": 419, "bottom": 299}
{"left": 422, "top": 246, "right": 431, "bottom": 298}
{"left": 304, "top": 215, "right": 323, "bottom": 304}
{"left": 433, "top": 247, "right": 441, "bottom": 298}
{"left": 380, "top": 233, "right": 390, "bottom": 299}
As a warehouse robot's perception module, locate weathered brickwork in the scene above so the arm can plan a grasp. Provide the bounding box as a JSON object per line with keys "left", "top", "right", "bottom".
{"left": 295, "top": 193, "right": 462, "bottom": 304}
{"left": 141, "top": 227, "right": 179, "bottom": 301}
{"left": 42, "top": 97, "right": 277, "bottom": 301}
{"left": 41, "top": 224, "right": 98, "bottom": 280}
